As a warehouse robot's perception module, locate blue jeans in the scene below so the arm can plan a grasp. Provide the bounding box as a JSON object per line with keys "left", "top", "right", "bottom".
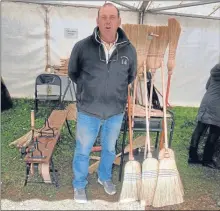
{"left": 72, "top": 111, "right": 124, "bottom": 189}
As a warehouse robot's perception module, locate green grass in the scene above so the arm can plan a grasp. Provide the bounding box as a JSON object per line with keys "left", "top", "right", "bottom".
{"left": 1, "top": 99, "right": 76, "bottom": 200}
{"left": 1, "top": 99, "right": 220, "bottom": 208}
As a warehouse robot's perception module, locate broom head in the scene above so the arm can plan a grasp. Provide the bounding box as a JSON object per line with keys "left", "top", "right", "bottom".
{"left": 152, "top": 152, "right": 184, "bottom": 207}
{"left": 146, "top": 26, "right": 161, "bottom": 70}
{"left": 147, "top": 25, "right": 169, "bottom": 72}
{"left": 136, "top": 25, "right": 153, "bottom": 73}
{"left": 123, "top": 24, "right": 153, "bottom": 74}
{"left": 158, "top": 148, "right": 184, "bottom": 195}
{"left": 119, "top": 160, "right": 142, "bottom": 203}
{"left": 167, "top": 18, "right": 181, "bottom": 73}
{"left": 140, "top": 154, "right": 159, "bottom": 206}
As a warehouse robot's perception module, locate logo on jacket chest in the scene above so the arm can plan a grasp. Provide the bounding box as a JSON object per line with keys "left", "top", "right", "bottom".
{"left": 121, "top": 56, "right": 129, "bottom": 66}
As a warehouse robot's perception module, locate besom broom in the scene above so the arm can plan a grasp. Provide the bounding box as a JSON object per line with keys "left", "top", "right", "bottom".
{"left": 152, "top": 60, "right": 184, "bottom": 207}
{"left": 166, "top": 18, "right": 181, "bottom": 107}
{"left": 119, "top": 86, "right": 141, "bottom": 203}
{"left": 159, "top": 18, "right": 181, "bottom": 160}
{"left": 140, "top": 61, "right": 159, "bottom": 207}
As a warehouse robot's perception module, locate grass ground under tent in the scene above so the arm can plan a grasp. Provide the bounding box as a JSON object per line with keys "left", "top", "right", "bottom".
{"left": 1, "top": 98, "right": 220, "bottom": 210}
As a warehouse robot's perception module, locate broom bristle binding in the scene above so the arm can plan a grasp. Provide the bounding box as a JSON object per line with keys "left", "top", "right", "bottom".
{"left": 158, "top": 148, "right": 175, "bottom": 160}
{"left": 119, "top": 160, "right": 142, "bottom": 203}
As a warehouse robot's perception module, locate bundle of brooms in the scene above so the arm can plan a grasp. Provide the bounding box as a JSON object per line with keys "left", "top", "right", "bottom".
{"left": 122, "top": 22, "right": 184, "bottom": 207}
{"left": 146, "top": 25, "right": 174, "bottom": 159}
{"left": 140, "top": 25, "right": 170, "bottom": 207}
{"left": 119, "top": 24, "right": 156, "bottom": 203}
{"left": 147, "top": 25, "right": 169, "bottom": 117}
{"left": 143, "top": 23, "right": 183, "bottom": 208}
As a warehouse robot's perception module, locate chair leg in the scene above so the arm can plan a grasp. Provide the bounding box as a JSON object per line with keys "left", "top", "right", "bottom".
{"left": 169, "top": 119, "right": 175, "bottom": 148}
{"left": 155, "top": 131, "right": 160, "bottom": 150}
{"left": 34, "top": 99, "right": 38, "bottom": 113}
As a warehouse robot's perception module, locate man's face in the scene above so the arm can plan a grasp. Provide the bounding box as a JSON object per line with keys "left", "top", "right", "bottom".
{"left": 96, "top": 5, "right": 121, "bottom": 40}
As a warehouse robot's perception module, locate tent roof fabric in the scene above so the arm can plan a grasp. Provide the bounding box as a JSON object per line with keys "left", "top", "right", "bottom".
{"left": 4, "top": 0, "right": 220, "bottom": 20}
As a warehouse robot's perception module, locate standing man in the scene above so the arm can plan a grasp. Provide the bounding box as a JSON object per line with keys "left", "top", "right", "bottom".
{"left": 68, "top": 3, "right": 137, "bottom": 203}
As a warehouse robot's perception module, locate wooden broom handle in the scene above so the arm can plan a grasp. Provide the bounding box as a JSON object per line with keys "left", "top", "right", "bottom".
{"left": 127, "top": 86, "right": 134, "bottom": 160}
{"left": 138, "top": 74, "right": 144, "bottom": 105}
{"left": 165, "top": 73, "right": 172, "bottom": 107}
{"left": 143, "top": 62, "right": 151, "bottom": 159}
{"left": 132, "top": 77, "right": 138, "bottom": 132}
{"left": 161, "top": 61, "right": 168, "bottom": 149}
{"left": 135, "top": 77, "right": 139, "bottom": 104}
{"left": 159, "top": 71, "right": 172, "bottom": 150}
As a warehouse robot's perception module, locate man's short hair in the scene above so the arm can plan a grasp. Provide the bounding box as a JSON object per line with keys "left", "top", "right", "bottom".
{"left": 98, "top": 3, "right": 120, "bottom": 17}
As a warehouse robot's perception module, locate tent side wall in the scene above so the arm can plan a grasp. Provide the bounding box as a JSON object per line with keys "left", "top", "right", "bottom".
{"left": 49, "top": 5, "right": 138, "bottom": 64}
{"left": 144, "top": 13, "right": 220, "bottom": 107}
{"left": 2, "top": 2, "right": 220, "bottom": 106}
{"left": 1, "top": 2, "right": 46, "bottom": 98}
{"left": 1, "top": 2, "right": 138, "bottom": 100}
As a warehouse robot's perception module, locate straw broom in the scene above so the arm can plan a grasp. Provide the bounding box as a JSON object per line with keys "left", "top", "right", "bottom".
{"left": 123, "top": 24, "right": 153, "bottom": 106}
{"left": 136, "top": 24, "right": 153, "bottom": 73}
{"left": 152, "top": 61, "right": 184, "bottom": 208}
{"left": 123, "top": 24, "right": 140, "bottom": 73}
{"left": 122, "top": 24, "right": 137, "bottom": 49}
{"left": 166, "top": 18, "right": 181, "bottom": 107}
{"left": 136, "top": 25, "right": 155, "bottom": 106}
{"left": 140, "top": 61, "right": 159, "bottom": 207}
{"left": 159, "top": 19, "right": 181, "bottom": 160}
{"left": 147, "top": 26, "right": 169, "bottom": 116}
{"left": 147, "top": 26, "right": 169, "bottom": 155}
{"left": 131, "top": 24, "right": 153, "bottom": 132}
{"left": 158, "top": 18, "right": 181, "bottom": 155}
{"left": 122, "top": 24, "right": 152, "bottom": 74}
{"left": 146, "top": 26, "right": 160, "bottom": 113}
{"left": 119, "top": 86, "right": 141, "bottom": 203}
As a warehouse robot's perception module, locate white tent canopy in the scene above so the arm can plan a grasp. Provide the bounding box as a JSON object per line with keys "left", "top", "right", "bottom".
{"left": 8, "top": 0, "right": 220, "bottom": 20}
{"left": 1, "top": 0, "right": 220, "bottom": 107}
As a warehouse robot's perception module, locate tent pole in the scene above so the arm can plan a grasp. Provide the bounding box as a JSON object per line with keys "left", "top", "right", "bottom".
{"left": 42, "top": 5, "right": 51, "bottom": 72}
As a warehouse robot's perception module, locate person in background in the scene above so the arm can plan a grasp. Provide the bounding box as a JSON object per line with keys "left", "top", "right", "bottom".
{"left": 188, "top": 63, "right": 220, "bottom": 168}
{"left": 68, "top": 3, "right": 137, "bottom": 203}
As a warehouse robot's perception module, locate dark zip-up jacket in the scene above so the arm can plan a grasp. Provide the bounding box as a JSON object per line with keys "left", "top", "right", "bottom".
{"left": 68, "top": 27, "right": 137, "bottom": 119}
{"left": 197, "top": 63, "right": 220, "bottom": 127}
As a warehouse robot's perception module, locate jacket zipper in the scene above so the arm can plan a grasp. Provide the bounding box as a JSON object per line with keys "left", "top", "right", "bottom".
{"left": 102, "top": 43, "right": 127, "bottom": 118}
{"left": 103, "top": 51, "right": 110, "bottom": 118}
